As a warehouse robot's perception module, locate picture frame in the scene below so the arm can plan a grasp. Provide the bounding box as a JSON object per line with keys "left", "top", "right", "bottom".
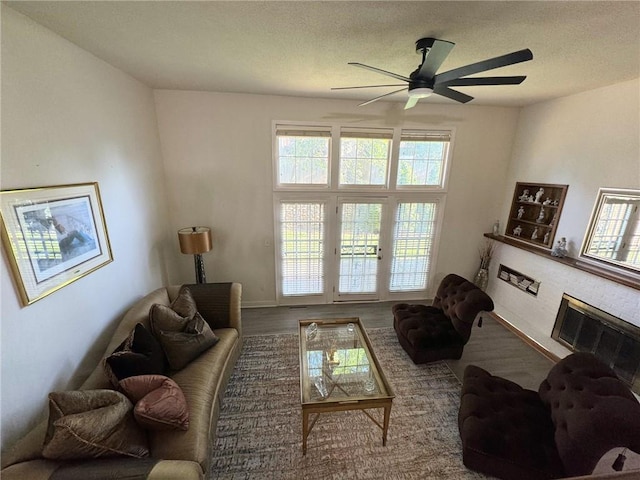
{"left": 0, "top": 182, "right": 112, "bottom": 306}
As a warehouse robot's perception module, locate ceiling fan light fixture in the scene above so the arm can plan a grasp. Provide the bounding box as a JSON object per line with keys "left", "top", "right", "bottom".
{"left": 408, "top": 87, "right": 433, "bottom": 98}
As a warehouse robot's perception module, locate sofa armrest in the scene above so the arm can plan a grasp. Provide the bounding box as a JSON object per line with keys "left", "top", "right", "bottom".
{"left": 169, "top": 282, "right": 242, "bottom": 337}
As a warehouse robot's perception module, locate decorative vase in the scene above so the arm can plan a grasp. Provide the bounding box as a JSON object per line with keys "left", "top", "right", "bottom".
{"left": 474, "top": 267, "right": 489, "bottom": 291}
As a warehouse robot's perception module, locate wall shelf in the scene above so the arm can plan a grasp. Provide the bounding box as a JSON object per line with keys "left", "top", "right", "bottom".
{"left": 485, "top": 233, "right": 640, "bottom": 291}
{"left": 498, "top": 264, "right": 540, "bottom": 296}
{"left": 505, "top": 182, "right": 568, "bottom": 249}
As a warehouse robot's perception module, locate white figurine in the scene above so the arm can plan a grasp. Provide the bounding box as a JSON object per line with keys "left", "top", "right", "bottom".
{"left": 534, "top": 188, "right": 545, "bottom": 203}
{"left": 513, "top": 225, "right": 523, "bottom": 236}
{"left": 528, "top": 195, "right": 535, "bottom": 202}
{"left": 518, "top": 189, "right": 530, "bottom": 201}
{"left": 544, "top": 231, "right": 550, "bottom": 244}
{"left": 551, "top": 237, "right": 568, "bottom": 257}
{"left": 531, "top": 227, "right": 539, "bottom": 240}
{"left": 543, "top": 198, "right": 552, "bottom": 205}
{"left": 536, "top": 207, "right": 545, "bottom": 223}
{"left": 517, "top": 206, "right": 525, "bottom": 219}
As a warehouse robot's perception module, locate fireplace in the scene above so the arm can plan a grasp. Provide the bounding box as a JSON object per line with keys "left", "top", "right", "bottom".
{"left": 552, "top": 294, "right": 640, "bottom": 395}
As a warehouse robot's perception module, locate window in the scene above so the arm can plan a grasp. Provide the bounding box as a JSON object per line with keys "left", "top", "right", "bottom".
{"left": 588, "top": 199, "right": 640, "bottom": 265}
{"left": 389, "top": 201, "right": 439, "bottom": 291}
{"left": 397, "top": 130, "right": 450, "bottom": 188}
{"left": 275, "top": 126, "right": 330, "bottom": 186}
{"left": 279, "top": 201, "right": 325, "bottom": 296}
{"left": 273, "top": 122, "right": 453, "bottom": 304}
{"left": 339, "top": 128, "right": 392, "bottom": 187}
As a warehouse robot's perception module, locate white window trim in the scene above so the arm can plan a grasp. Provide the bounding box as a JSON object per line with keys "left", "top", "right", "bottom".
{"left": 273, "top": 121, "right": 456, "bottom": 194}
{"left": 272, "top": 121, "right": 455, "bottom": 305}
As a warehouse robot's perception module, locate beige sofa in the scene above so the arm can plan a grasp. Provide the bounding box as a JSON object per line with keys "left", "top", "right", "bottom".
{"left": 1, "top": 282, "right": 242, "bottom": 480}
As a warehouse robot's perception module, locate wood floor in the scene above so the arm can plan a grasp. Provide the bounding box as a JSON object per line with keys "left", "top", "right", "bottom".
{"left": 241, "top": 302, "right": 555, "bottom": 390}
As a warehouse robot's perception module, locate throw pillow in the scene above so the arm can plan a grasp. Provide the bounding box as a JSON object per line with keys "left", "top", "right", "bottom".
{"left": 148, "top": 288, "right": 206, "bottom": 337}
{"left": 42, "top": 389, "right": 149, "bottom": 460}
{"left": 151, "top": 311, "right": 219, "bottom": 370}
{"left": 119, "top": 375, "right": 189, "bottom": 430}
{"left": 103, "top": 323, "right": 166, "bottom": 386}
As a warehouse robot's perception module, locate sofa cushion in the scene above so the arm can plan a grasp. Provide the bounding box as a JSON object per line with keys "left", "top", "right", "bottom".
{"left": 103, "top": 323, "right": 166, "bottom": 386}
{"left": 42, "top": 390, "right": 149, "bottom": 460}
{"left": 119, "top": 375, "right": 189, "bottom": 431}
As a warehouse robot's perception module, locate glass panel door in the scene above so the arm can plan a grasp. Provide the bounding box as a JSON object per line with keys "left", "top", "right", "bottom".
{"left": 334, "top": 199, "right": 384, "bottom": 301}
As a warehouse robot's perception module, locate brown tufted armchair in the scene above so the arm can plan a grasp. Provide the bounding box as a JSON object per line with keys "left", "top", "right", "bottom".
{"left": 392, "top": 273, "right": 494, "bottom": 364}
{"left": 458, "top": 352, "right": 640, "bottom": 479}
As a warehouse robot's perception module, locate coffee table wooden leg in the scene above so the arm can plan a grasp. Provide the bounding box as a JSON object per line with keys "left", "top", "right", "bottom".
{"left": 302, "top": 410, "right": 309, "bottom": 455}
{"left": 382, "top": 405, "right": 391, "bottom": 446}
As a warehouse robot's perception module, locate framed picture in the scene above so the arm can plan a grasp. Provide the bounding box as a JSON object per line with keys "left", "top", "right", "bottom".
{"left": 0, "top": 182, "right": 112, "bottom": 305}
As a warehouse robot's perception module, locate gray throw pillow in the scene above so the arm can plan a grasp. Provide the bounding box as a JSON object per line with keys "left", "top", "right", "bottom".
{"left": 152, "top": 312, "right": 219, "bottom": 370}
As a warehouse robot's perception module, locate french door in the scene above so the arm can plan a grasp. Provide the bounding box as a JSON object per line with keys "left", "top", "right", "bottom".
{"left": 276, "top": 195, "right": 442, "bottom": 304}
{"left": 334, "top": 198, "right": 387, "bottom": 302}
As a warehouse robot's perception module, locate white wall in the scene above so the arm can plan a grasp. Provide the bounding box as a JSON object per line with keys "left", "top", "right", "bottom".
{"left": 1, "top": 6, "right": 173, "bottom": 449}
{"left": 487, "top": 78, "right": 640, "bottom": 355}
{"left": 154, "top": 91, "right": 521, "bottom": 305}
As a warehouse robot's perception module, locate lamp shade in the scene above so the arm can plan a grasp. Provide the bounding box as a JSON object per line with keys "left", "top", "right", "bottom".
{"left": 178, "top": 227, "right": 212, "bottom": 254}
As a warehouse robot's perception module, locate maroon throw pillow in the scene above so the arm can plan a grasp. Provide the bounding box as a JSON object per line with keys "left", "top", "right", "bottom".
{"left": 119, "top": 375, "right": 189, "bottom": 431}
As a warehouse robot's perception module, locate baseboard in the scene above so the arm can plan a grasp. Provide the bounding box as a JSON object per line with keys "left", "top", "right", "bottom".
{"left": 488, "top": 311, "right": 561, "bottom": 363}
{"left": 242, "top": 301, "right": 278, "bottom": 308}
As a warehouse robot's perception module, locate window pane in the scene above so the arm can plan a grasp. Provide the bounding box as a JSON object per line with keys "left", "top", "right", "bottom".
{"left": 588, "top": 202, "right": 639, "bottom": 264}
{"left": 277, "top": 136, "right": 329, "bottom": 185}
{"left": 338, "top": 203, "right": 382, "bottom": 294}
{"left": 280, "top": 203, "right": 324, "bottom": 295}
{"left": 397, "top": 140, "right": 447, "bottom": 187}
{"left": 390, "top": 202, "right": 437, "bottom": 291}
{"left": 339, "top": 138, "right": 390, "bottom": 186}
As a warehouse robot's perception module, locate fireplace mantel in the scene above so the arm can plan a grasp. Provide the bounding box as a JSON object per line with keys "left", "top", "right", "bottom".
{"left": 484, "top": 233, "right": 640, "bottom": 291}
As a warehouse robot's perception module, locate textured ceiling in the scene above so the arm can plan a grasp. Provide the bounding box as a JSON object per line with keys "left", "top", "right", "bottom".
{"left": 5, "top": 1, "right": 640, "bottom": 107}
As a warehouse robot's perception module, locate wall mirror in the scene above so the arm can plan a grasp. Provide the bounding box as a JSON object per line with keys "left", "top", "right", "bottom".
{"left": 580, "top": 188, "right": 640, "bottom": 279}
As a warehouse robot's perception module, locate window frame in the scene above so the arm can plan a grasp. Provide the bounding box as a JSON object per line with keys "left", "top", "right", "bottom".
{"left": 272, "top": 121, "right": 455, "bottom": 305}
{"left": 273, "top": 121, "right": 455, "bottom": 193}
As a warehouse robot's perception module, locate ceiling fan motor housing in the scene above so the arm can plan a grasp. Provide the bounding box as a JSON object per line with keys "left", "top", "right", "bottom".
{"left": 415, "top": 37, "right": 436, "bottom": 52}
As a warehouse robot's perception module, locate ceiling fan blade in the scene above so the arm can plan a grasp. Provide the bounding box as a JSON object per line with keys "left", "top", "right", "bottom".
{"left": 437, "top": 75, "right": 526, "bottom": 87}
{"left": 358, "top": 88, "right": 407, "bottom": 107}
{"left": 331, "top": 84, "right": 407, "bottom": 90}
{"left": 349, "top": 62, "right": 412, "bottom": 82}
{"left": 433, "top": 86, "right": 474, "bottom": 103}
{"left": 417, "top": 39, "right": 455, "bottom": 79}
{"left": 434, "top": 49, "right": 533, "bottom": 84}
{"left": 404, "top": 96, "right": 420, "bottom": 110}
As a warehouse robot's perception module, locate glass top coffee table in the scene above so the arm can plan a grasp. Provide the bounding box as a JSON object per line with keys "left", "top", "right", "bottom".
{"left": 298, "top": 317, "right": 395, "bottom": 454}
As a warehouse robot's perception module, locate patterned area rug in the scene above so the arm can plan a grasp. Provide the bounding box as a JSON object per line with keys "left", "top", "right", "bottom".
{"left": 210, "top": 328, "right": 488, "bottom": 479}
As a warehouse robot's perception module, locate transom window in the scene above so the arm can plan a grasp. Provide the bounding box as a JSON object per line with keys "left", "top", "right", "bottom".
{"left": 339, "top": 128, "right": 392, "bottom": 187}
{"left": 397, "top": 130, "right": 450, "bottom": 187}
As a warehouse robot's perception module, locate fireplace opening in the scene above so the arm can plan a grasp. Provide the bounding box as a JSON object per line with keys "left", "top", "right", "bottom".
{"left": 552, "top": 294, "right": 640, "bottom": 395}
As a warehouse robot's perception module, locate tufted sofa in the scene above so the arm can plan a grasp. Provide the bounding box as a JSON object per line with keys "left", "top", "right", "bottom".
{"left": 1, "top": 282, "right": 242, "bottom": 480}
{"left": 458, "top": 352, "right": 640, "bottom": 479}
{"left": 392, "top": 273, "right": 494, "bottom": 363}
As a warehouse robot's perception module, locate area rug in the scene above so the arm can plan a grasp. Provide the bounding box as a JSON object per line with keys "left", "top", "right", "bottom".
{"left": 210, "top": 328, "right": 488, "bottom": 479}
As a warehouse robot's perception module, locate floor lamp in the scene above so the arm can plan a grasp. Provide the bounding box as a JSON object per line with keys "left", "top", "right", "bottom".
{"left": 178, "top": 226, "right": 212, "bottom": 284}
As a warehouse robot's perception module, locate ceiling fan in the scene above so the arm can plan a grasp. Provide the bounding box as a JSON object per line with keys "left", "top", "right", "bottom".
{"left": 333, "top": 38, "right": 533, "bottom": 109}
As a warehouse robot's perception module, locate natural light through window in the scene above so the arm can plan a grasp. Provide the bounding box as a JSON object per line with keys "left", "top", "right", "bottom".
{"left": 390, "top": 202, "right": 438, "bottom": 291}
{"left": 397, "top": 131, "right": 450, "bottom": 187}
{"left": 276, "top": 127, "right": 330, "bottom": 186}
{"left": 339, "top": 129, "right": 391, "bottom": 186}
{"left": 273, "top": 123, "right": 451, "bottom": 303}
{"left": 280, "top": 202, "right": 325, "bottom": 296}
